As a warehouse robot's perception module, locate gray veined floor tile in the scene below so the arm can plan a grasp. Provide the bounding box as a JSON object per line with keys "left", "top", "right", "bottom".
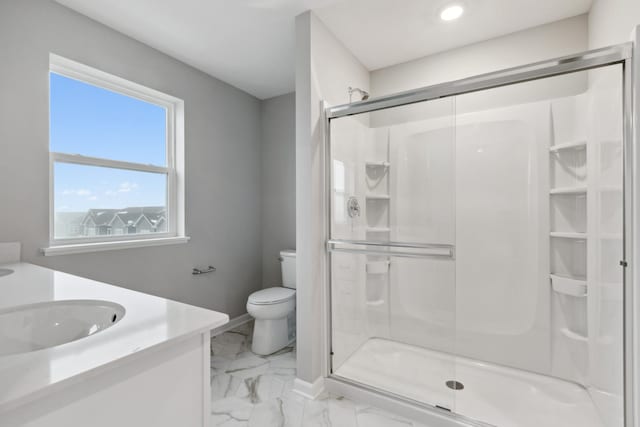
{"left": 212, "top": 373, "right": 243, "bottom": 401}
{"left": 227, "top": 352, "right": 270, "bottom": 379}
{"left": 211, "top": 321, "right": 427, "bottom": 427}
{"left": 212, "top": 355, "right": 233, "bottom": 372}
{"left": 302, "top": 398, "right": 331, "bottom": 427}
{"left": 282, "top": 396, "right": 305, "bottom": 427}
{"left": 327, "top": 396, "right": 358, "bottom": 427}
{"left": 249, "top": 399, "right": 286, "bottom": 427}
{"left": 231, "top": 321, "right": 255, "bottom": 337}
{"left": 255, "top": 374, "right": 287, "bottom": 401}
{"left": 212, "top": 331, "right": 249, "bottom": 358}
{"left": 211, "top": 396, "right": 254, "bottom": 424}
{"left": 211, "top": 413, "right": 250, "bottom": 427}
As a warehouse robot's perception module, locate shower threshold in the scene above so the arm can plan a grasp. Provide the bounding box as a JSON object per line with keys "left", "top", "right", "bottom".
{"left": 333, "top": 338, "right": 606, "bottom": 427}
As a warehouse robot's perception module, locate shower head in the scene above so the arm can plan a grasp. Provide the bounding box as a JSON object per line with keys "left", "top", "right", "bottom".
{"left": 348, "top": 86, "right": 370, "bottom": 102}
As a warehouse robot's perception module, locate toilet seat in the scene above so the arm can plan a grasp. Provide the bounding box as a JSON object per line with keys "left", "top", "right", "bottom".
{"left": 248, "top": 287, "right": 295, "bottom": 305}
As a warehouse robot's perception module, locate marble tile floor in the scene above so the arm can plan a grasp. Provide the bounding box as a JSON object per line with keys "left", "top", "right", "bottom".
{"left": 210, "top": 321, "right": 430, "bottom": 427}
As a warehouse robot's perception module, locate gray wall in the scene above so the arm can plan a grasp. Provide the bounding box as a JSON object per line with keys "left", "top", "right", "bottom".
{"left": 0, "top": 0, "right": 262, "bottom": 318}
{"left": 260, "top": 93, "right": 296, "bottom": 288}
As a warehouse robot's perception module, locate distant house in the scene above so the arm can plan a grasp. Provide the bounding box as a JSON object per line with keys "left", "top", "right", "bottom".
{"left": 81, "top": 207, "right": 167, "bottom": 236}
{"left": 54, "top": 212, "right": 87, "bottom": 238}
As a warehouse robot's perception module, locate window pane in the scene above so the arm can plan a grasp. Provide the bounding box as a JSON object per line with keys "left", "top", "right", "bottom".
{"left": 54, "top": 163, "right": 167, "bottom": 239}
{"left": 50, "top": 73, "right": 167, "bottom": 166}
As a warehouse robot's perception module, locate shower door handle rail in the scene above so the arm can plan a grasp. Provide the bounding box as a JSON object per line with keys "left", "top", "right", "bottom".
{"left": 327, "top": 239, "right": 454, "bottom": 259}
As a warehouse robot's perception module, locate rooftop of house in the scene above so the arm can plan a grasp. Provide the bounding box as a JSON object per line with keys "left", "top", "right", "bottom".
{"left": 83, "top": 207, "right": 166, "bottom": 227}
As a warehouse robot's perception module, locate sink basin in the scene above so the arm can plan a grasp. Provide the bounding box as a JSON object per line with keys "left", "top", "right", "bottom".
{"left": 0, "top": 268, "right": 13, "bottom": 277}
{"left": 0, "top": 300, "right": 125, "bottom": 356}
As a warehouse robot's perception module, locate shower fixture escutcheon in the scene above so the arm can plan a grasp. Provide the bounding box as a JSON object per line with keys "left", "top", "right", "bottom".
{"left": 347, "top": 196, "right": 361, "bottom": 218}
{"left": 348, "top": 86, "right": 370, "bottom": 102}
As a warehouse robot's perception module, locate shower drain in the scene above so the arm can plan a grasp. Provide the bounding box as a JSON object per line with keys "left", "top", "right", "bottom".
{"left": 446, "top": 380, "right": 464, "bottom": 390}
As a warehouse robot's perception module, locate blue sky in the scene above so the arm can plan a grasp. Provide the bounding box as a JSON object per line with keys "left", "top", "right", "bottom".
{"left": 50, "top": 73, "right": 167, "bottom": 212}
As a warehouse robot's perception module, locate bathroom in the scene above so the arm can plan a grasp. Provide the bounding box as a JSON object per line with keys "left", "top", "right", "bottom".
{"left": 0, "top": 0, "right": 639, "bottom": 426}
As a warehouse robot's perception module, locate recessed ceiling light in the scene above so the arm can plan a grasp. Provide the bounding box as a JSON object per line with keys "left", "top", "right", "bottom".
{"left": 440, "top": 4, "right": 464, "bottom": 21}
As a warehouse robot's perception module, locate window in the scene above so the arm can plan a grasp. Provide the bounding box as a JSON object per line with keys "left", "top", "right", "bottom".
{"left": 46, "top": 54, "right": 186, "bottom": 255}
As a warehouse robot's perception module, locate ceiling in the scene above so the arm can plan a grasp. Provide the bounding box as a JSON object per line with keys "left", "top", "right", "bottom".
{"left": 55, "top": 0, "right": 593, "bottom": 100}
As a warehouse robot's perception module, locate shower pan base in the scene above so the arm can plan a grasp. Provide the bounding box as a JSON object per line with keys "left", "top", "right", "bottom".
{"left": 333, "top": 338, "right": 605, "bottom": 427}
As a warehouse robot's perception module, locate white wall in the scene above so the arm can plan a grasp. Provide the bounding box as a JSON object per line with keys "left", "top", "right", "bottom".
{"left": 372, "top": 15, "right": 587, "bottom": 95}
{"left": 0, "top": 0, "right": 262, "bottom": 318}
{"left": 260, "top": 93, "right": 296, "bottom": 287}
{"left": 295, "top": 11, "right": 369, "bottom": 385}
{"left": 589, "top": 0, "right": 640, "bottom": 48}
{"left": 370, "top": 15, "right": 588, "bottom": 126}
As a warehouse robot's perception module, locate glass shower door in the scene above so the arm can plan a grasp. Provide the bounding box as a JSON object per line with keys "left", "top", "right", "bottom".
{"left": 328, "top": 98, "right": 458, "bottom": 412}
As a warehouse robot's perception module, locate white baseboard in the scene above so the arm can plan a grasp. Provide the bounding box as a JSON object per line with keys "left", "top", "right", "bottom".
{"left": 210, "top": 313, "right": 252, "bottom": 336}
{"left": 293, "top": 377, "right": 327, "bottom": 400}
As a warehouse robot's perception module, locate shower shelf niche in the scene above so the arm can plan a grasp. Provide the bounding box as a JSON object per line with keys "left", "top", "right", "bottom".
{"left": 365, "top": 161, "right": 390, "bottom": 168}
{"left": 550, "top": 274, "right": 587, "bottom": 297}
{"left": 366, "top": 194, "right": 390, "bottom": 200}
{"left": 560, "top": 327, "right": 588, "bottom": 343}
{"left": 550, "top": 186, "right": 587, "bottom": 195}
{"left": 549, "top": 140, "right": 587, "bottom": 152}
{"left": 365, "top": 300, "right": 385, "bottom": 307}
{"left": 550, "top": 232, "right": 587, "bottom": 240}
{"left": 366, "top": 227, "right": 391, "bottom": 233}
{"left": 366, "top": 260, "right": 390, "bottom": 275}
{"left": 548, "top": 95, "right": 590, "bottom": 385}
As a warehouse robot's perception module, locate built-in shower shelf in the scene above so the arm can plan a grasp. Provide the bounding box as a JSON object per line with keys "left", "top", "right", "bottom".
{"left": 366, "top": 260, "right": 390, "bottom": 274}
{"left": 366, "top": 161, "right": 390, "bottom": 168}
{"left": 366, "top": 300, "right": 385, "bottom": 307}
{"left": 549, "top": 141, "right": 587, "bottom": 152}
{"left": 550, "top": 186, "right": 587, "bottom": 195}
{"left": 367, "top": 227, "right": 391, "bottom": 233}
{"left": 550, "top": 274, "right": 587, "bottom": 297}
{"left": 560, "top": 327, "right": 588, "bottom": 343}
{"left": 550, "top": 232, "right": 587, "bottom": 240}
{"left": 366, "top": 194, "right": 390, "bottom": 200}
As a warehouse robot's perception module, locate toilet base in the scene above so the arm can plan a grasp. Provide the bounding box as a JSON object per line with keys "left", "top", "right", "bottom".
{"left": 252, "top": 317, "right": 289, "bottom": 355}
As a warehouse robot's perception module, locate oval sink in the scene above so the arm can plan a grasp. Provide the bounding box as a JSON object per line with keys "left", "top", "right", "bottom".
{"left": 0, "top": 300, "right": 125, "bottom": 356}
{"left": 0, "top": 268, "right": 13, "bottom": 277}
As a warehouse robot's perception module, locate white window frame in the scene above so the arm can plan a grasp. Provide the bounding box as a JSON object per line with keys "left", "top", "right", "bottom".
{"left": 44, "top": 54, "right": 188, "bottom": 256}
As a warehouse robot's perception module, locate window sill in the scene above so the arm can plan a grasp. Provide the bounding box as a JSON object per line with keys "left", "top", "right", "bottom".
{"left": 42, "top": 236, "right": 190, "bottom": 256}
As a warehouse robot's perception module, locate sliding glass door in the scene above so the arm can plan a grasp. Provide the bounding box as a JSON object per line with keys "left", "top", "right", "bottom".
{"left": 328, "top": 97, "right": 459, "bottom": 412}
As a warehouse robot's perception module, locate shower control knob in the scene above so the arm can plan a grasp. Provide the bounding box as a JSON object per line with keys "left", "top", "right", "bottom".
{"left": 347, "top": 197, "right": 361, "bottom": 218}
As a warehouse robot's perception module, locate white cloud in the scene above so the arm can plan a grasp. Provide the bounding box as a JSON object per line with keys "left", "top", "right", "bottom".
{"left": 62, "top": 188, "right": 92, "bottom": 197}
{"left": 117, "top": 181, "right": 139, "bottom": 193}
{"left": 87, "top": 196, "right": 98, "bottom": 201}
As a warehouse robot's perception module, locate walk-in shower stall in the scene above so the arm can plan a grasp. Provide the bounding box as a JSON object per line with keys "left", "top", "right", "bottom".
{"left": 324, "top": 43, "right": 635, "bottom": 427}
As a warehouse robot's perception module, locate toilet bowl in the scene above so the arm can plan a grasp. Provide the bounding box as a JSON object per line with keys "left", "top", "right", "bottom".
{"left": 246, "top": 250, "right": 296, "bottom": 355}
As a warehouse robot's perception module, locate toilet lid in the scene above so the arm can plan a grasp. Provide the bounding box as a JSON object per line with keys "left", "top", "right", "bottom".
{"left": 248, "top": 287, "right": 295, "bottom": 305}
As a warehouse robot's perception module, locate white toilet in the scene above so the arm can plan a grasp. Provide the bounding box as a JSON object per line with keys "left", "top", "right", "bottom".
{"left": 246, "top": 250, "right": 296, "bottom": 355}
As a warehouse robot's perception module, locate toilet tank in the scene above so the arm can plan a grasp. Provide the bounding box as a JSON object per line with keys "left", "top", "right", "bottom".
{"left": 280, "top": 250, "right": 296, "bottom": 289}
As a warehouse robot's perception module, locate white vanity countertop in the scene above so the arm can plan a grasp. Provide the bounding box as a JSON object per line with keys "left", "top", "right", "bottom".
{"left": 0, "top": 262, "right": 229, "bottom": 413}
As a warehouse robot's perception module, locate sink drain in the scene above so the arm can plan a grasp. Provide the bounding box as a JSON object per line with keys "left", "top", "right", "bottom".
{"left": 446, "top": 380, "right": 464, "bottom": 390}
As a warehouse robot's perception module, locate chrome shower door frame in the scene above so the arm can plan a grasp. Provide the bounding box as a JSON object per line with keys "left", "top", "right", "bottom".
{"left": 324, "top": 42, "right": 636, "bottom": 427}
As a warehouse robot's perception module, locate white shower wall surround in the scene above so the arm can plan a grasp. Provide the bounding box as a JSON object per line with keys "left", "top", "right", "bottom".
{"left": 329, "top": 70, "right": 623, "bottom": 427}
